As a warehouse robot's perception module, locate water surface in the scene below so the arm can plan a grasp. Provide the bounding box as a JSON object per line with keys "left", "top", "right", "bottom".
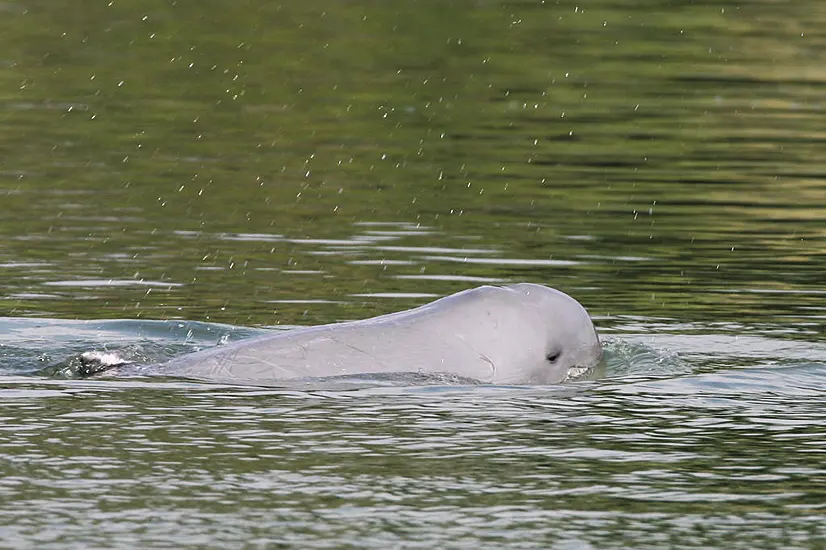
{"left": 2, "top": 0, "right": 826, "bottom": 547}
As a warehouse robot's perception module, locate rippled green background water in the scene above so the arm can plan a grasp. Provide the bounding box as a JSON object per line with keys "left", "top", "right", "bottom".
{"left": 2, "top": 1, "right": 826, "bottom": 548}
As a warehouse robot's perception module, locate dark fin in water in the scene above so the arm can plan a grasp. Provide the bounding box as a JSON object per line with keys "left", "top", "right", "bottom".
{"left": 38, "top": 351, "right": 131, "bottom": 379}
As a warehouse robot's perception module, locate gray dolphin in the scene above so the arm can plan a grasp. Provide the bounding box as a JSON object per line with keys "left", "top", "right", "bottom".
{"left": 138, "top": 283, "right": 602, "bottom": 385}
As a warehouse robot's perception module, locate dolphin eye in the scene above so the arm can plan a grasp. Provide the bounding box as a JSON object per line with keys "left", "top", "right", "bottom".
{"left": 547, "top": 351, "right": 562, "bottom": 363}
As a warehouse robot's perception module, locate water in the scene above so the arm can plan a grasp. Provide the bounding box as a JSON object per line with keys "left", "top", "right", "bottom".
{"left": 2, "top": 0, "right": 826, "bottom": 547}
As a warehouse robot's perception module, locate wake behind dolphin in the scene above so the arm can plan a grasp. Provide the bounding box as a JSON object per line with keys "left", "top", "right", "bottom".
{"left": 94, "top": 284, "right": 603, "bottom": 386}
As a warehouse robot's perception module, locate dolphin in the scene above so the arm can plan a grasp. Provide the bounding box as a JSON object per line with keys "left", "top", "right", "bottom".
{"left": 132, "top": 283, "right": 602, "bottom": 385}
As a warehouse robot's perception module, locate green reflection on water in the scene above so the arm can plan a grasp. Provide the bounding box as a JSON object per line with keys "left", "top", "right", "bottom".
{"left": 0, "top": 0, "right": 825, "bottom": 332}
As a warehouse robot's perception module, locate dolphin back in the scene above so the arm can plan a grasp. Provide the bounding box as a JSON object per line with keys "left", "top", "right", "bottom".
{"left": 153, "top": 285, "right": 534, "bottom": 384}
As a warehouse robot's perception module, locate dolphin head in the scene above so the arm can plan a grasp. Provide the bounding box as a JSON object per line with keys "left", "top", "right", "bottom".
{"left": 502, "top": 283, "right": 603, "bottom": 385}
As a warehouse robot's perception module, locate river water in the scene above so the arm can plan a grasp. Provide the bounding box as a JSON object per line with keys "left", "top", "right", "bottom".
{"left": 2, "top": 1, "right": 826, "bottom": 548}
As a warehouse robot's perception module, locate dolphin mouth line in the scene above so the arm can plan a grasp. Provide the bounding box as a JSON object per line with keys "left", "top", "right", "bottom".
{"left": 478, "top": 353, "right": 497, "bottom": 381}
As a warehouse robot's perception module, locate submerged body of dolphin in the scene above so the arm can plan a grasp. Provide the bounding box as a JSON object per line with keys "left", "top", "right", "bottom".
{"left": 113, "top": 283, "right": 601, "bottom": 386}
